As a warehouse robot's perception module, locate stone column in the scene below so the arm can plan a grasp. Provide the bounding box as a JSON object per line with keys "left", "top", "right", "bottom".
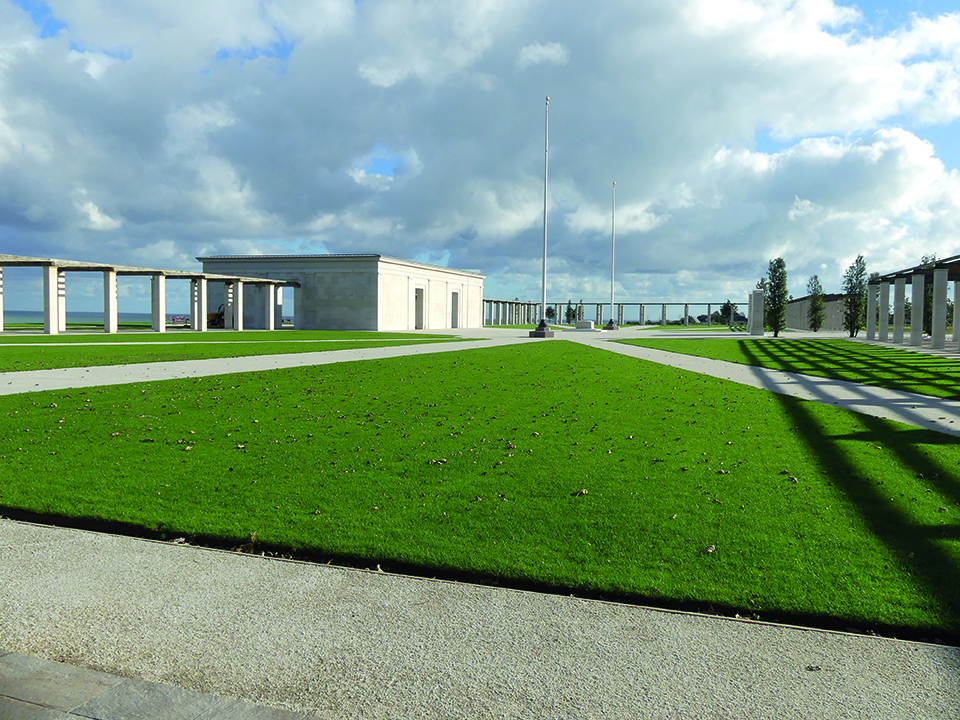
{"left": 661, "top": 304, "right": 667, "bottom": 325}
{"left": 42, "top": 265, "right": 59, "bottom": 335}
{"left": 893, "top": 278, "right": 905, "bottom": 343}
{"left": 103, "top": 270, "right": 118, "bottom": 334}
{"left": 932, "top": 268, "right": 948, "bottom": 349}
{"left": 264, "top": 284, "right": 276, "bottom": 331}
{"left": 151, "top": 275, "right": 166, "bottom": 333}
{"left": 0, "top": 268, "right": 4, "bottom": 333}
{"left": 639, "top": 305, "right": 645, "bottom": 326}
{"left": 234, "top": 280, "right": 244, "bottom": 331}
{"left": 910, "top": 274, "right": 924, "bottom": 346}
{"left": 879, "top": 282, "right": 890, "bottom": 342}
{"left": 275, "top": 286, "right": 284, "bottom": 329}
{"left": 57, "top": 270, "right": 67, "bottom": 332}
{"left": 749, "top": 289, "right": 765, "bottom": 335}
{"left": 706, "top": 304, "right": 712, "bottom": 326}
{"left": 866, "top": 284, "right": 877, "bottom": 340}
{"left": 954, "top": 281, "right": 960, "bottom": 343}
{"left": 683, "top": 304, "right": 689, "bottom": 325}
{"left": 196, "top": 278, "right": 208, "bottom": 332}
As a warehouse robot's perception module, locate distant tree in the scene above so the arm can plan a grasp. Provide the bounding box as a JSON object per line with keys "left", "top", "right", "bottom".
{"left": 842, "top": 255, "right": 868, "bottom": 337}
{"left": 564, "top": 300, "right": 576, "bottom": 324}
{"left": 719, "top": 300, "right": 738, "bottom": 325}
{"left": 545, "top": 306, "right": 556, "bottom": 322}
{"left": 766, "top": 257, "right": 788, "bottom": 337}
{"left": 806, "top": 275, "right": 826, "bottom": 332}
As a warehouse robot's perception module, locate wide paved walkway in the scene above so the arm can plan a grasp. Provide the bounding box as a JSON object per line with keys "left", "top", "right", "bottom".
{"left": 2, "top": 327, "right": 959, "bottom": 718}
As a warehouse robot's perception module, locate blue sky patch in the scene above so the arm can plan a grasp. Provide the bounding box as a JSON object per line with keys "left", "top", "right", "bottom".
{"left": 363, "top": 144, "right": 402, "bottom": 177}
{"left": 13, "top": 0, "right": 68, "bottom": 38}
{"left": 215, "top": 30, "right": 296, "bottom": 62}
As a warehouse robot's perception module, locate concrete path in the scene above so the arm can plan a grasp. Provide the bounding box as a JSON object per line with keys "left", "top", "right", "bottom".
{"left": 3, "top": 327, "right": 960, "bottom": 718}
{"left": 2, "top": 520, "right": 958, "bottom": 719}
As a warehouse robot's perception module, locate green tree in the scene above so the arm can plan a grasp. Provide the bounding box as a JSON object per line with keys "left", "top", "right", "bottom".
{"left": 564, "top": 300, "right": 576, "bottom": 324}
{"left": 545, "top": 306, "right": 556, "bottom": 322}
{"left": 842, "top": 255, "right": 868, "bottom": 337}
{"left": 806, "top": 274, "right": 826, "bottom": 332}
{"left": 719, "top": 300, "right": 738, "bottom": 325}
{"left": 766, "top": 257, "right": 788, "bottom": 337}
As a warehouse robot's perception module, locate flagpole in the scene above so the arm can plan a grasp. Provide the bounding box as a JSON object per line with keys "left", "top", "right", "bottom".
{"left": 605, "top": 181, "right": 619, "bottom": 330}
{"left": 531, "top": 96, "right": 555, "bottom": 338}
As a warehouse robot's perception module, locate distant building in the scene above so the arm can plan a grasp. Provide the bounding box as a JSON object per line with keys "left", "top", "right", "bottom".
{"left": 197, "top": 254, "right": 485, "bottom": 331}
{"left": 786, "top": 293, "right": 845, "bottom": 331}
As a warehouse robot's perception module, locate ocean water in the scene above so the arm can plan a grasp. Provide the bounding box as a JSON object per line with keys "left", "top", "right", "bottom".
{"left": 4, "top": 310, "right": 159, "bottom": 324}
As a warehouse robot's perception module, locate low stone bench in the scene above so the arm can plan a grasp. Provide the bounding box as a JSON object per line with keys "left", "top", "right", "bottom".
{"left": 575, "top": 320, "right": 595, "bottom": 330}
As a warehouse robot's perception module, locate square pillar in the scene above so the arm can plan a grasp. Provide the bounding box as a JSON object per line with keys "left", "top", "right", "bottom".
{"left": 954, "top": 281, "right": 960, "bottom": 343}
{"left": 866, "top": 285, "right": 877, "bottom": 340}
{"left": 661, "top": 304, "right": 667, "bottom": 325}
{"left": 910, "top": 274, "right": 924, "bottom": 346}
{"left": 932, "top": 268, "right": 948, "bottom": 349}
{"left": 707, "top": 304, "right": 712, "bottom": 326}
{"left": 264, "top": 284, "right": 275, "bottom": 331}
{"left": 683, "top": 304, "right": 689, "bottom": 325}
{"left": 275, "top": 286, "right": 284, "bottom": 329}
{"left": 233, "top": 280, "right": 244, "bottom": 331}
{"left": 879, "top": 283, "right": 890, "bottom": 342}
{"left": 57, "top": 270, "right": 67, "bottom": 332}
{"left": 151, "top": 275, "right": 166, "bottom": 333}
{"left": 103, "top": 270, "right": 118, "bottom": 334}
{"left": 0, "top": 268, "right": 4, "bottom": 333}
{"left": 224, "top": 283, "right": 235, "bottom": 329}
{"left": 190, "top": 278, "right": 208, "bottom": 332}
{"left": 893, "top": 278, "right": 906, "bottom": 343}
{"left": 43, "top": 265, "right": 59, "bottom": 335}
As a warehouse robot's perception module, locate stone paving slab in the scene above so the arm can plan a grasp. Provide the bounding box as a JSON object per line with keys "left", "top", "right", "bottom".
{"left": 0, "top": 651, "right": 312, "bottom": 720}
{"left": 1, "top": 520, "right": 958, "bottom": 719}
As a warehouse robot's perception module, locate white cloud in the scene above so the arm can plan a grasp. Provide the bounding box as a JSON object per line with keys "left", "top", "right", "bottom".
{"left": 517, "top": 42, "right": 569, "bottom": 69}
{"left": 4, "top": 0, "right": 960, "bottom": 310}
{"left": 76, "top": 200, "right": 122, "bottom": 230}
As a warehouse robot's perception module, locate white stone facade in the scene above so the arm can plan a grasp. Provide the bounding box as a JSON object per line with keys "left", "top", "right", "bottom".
{"left": 197, "top": 254, "right": 485, "bottom": 331}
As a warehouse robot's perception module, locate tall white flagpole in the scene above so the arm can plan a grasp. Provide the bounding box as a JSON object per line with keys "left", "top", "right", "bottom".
{"left": 531, "top": 96, "right": 554, "bottom": 337}
{"left": 605, "top": 181, "right": 618, "bottom": 330}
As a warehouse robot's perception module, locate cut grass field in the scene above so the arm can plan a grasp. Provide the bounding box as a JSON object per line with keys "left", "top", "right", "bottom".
{"left": 0, "top": 330, "right": 461, "bottom": 372}
{"left": 619, "top": 337, "right": 960, "bottom": 400}
{"left": 2, "top": 340, "right": 958, "bottom": 641}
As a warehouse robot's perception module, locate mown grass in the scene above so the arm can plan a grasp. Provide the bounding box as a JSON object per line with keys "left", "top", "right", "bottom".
{"left": 619, "top": 337, "right": 960, "bottom": 400}
{"left": 2, "top": 340, "right": 958, "bottom": 640}
{"left": 0, "top": 331, "right": 461, "bottom": 372}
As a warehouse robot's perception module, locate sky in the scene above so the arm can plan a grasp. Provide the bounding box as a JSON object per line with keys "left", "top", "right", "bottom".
{"left": 2, "top": 0, "right": 960, "bottom": 315}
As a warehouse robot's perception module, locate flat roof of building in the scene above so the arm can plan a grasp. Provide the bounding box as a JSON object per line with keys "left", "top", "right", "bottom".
{"left": 197, "top": 253, "right": 486, "bottom": 279}
{"left": 0, "top": 254, "right": 298, "bottom": 285}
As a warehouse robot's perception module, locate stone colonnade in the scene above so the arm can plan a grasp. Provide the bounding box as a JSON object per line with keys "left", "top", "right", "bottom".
{"left": 0, "top": 256, "right": 295, "bottom": 336}
{"left": 482, "top": 300, "right": 742, "bottom": 327}
{"left": 867, "top": 271, "right": 960, "bottom": 350}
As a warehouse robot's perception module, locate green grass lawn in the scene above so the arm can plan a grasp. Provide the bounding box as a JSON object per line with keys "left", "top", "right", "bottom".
{"left": 2, "top": 340, "right": 958, "bottom": 640}
{"left": 619, "top": 337, "right": 960, "bottom": 400}
{"left": 0, "top": 331, "right": 462, "bottom": 372}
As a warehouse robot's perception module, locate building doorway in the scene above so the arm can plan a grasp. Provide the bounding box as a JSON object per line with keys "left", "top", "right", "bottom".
{"left": 450, "top": 291, "right": 459, "bottom": 328}
{"left": 414, "top": 288, "right": 424, "bottom": 329}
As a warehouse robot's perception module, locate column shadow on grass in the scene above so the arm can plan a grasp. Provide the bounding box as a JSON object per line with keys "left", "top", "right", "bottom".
{"left": 744, "top": 339, "right": 960, "bottom": 400}
{"left": 740, "top": 342, "right": 960, "bottom": 646}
